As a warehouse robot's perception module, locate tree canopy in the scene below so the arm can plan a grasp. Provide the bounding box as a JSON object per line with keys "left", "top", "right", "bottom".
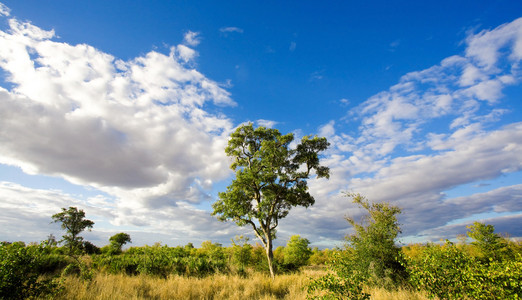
{"left": 51, "top": 207, "right": 94, "bottom": 255}
{"left": 212, "top": 123, "right": 329, "bottom": 277}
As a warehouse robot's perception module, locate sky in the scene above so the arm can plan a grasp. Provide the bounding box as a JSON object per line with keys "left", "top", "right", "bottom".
{"left": 0, "top": 0, "right": 521, "bottom": 249}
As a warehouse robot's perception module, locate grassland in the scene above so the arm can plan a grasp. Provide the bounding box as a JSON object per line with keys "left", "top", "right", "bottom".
{"left": 52, "top": 268, "right": 434, "bottom": 300}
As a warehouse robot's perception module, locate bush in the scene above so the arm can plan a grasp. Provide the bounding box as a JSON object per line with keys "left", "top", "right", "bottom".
{"left": 283, "top": 235, "right": 312, "bottom": 270}
{"left": 308, "top": 195, "right": 407, "bottom": 299}
{"left": 308, "top": 249, "right": 370, "bottom": 300}
{"left": 405, "top": 241, "right": 522, "bottom": 299}
{"left": 0, "top": 242, "right": 62, "bottom": 299}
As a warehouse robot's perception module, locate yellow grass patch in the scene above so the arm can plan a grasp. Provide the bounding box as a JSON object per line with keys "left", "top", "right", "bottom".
{"left": 52, "top": 270, "right": 433, "bottom": 300}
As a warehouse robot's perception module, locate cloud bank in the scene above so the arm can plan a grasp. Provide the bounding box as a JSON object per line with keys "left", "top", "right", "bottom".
{"left": 0, "top": 15, "right": 237, "bottom": 238}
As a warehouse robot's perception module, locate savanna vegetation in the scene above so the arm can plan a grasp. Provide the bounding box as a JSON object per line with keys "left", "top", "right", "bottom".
{"left": 2, "top": 125, "right": 521, "bottom": 299}
{"left": 3, "top": 201, "right": 521, "bottom": 299}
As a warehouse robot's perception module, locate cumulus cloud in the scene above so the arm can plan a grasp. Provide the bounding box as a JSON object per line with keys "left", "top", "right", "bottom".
{"left": 183, "top": 30, "right": 201, "bottom": 47}
{"left": 347, "top": 18, "right": 522, "bottom": 161}
{"left": 299, "top": 18, "right": 522, "bottom": 245}
{"left": 0, "top": 15, "right": 236, "bottom": 231}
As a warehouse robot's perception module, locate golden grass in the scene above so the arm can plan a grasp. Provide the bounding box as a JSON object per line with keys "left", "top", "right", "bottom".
{"left": 366, "top": 286, "right": 436, "bottom": 300}
{"left": 50, "top": 269, "right": 433, "bottom": 300}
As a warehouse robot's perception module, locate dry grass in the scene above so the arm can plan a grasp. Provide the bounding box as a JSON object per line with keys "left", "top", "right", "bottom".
{"left": 366, "top": 286, "right": 435, "bottom": 300}
{"left": 50, "top": 269, "right": 433, "bottom": 300}
{"left": 53, "top": 272, "right": 309, "bottom": 300}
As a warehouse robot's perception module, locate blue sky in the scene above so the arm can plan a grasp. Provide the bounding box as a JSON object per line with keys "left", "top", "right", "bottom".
{"left": 0, "top": 1, "right": 521, "bottom": 248}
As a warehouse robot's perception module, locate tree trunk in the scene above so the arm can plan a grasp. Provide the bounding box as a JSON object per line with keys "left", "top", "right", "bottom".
{"left": 266, "top": 234, "right": 275, "bottom": 279}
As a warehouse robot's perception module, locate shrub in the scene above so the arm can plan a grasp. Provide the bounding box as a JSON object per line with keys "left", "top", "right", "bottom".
{"left": 405, "top": 241, "right": 522, "bottom": 299}
{"left": 283, "top": 235, "right": 312, "bottom": 270}
{"left": 0, "top": 242, "right": 62, "bottom": 299}
{"left": 308, "top": 250, "right": 370, "bottom": 300}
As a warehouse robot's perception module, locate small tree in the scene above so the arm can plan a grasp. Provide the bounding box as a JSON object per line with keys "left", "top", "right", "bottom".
{"left": 231, "top": 235, "right": 253, "bottom": 275}
{"left": 309, "top": 194, "right": 405, "bottom": 299}
{"left": 51, "top": 207, "right": 94, "bottom": 255}
{"left": 212, "top": 124, "right": 329, "bottom": 278}
{"left": 283, "top": 235, "right": 312, "bottom": 269}
{"left": 466, "top": 222, "right": 508, "bottom": 261}
{"left": 109, "top": 233, "right": 132, "bottom": 253}
{"left": 344, "top": 193, "right": 406, "bottom": 287}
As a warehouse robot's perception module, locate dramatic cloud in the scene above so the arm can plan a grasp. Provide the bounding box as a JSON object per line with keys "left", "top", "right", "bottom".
{"left": 0, "top": 16, "right": 235, "bottom": 230}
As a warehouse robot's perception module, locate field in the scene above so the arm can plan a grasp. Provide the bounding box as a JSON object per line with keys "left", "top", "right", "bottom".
{"left": 53, "top": 269, "right": 433, "bottom": 300}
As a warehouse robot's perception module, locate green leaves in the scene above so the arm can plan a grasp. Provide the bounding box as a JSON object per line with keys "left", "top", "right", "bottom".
{"left": 405, "top": 241, "right": 522, "bottom": 299}
{"left": 212, "top": 123, "right": 329, "bottom": 277}
{"left": 213, "top": 124, "right": 330, "bottom": 227}
{"left": 51, "top": 207, "right": 94, "bottom": 255}
{"left": 0, "top": 242, "right": 62, "bottom": 299}
{"left": 344, "top": 194, "right": 406, "bottom": 288}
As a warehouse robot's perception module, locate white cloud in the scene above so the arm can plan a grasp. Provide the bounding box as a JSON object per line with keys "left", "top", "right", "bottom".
{"left": 219, "top": 27, "right": 243, "bottom": 34}
{"left": 0, "top": 181, "right": 242, "bottom": 246}
{"left": 256, "top": 119, "right": 278, "bottom": 128}
{"left": 0, "top": 17, "right": 236, "bottom": 231}
{"left": 183, "top": 30, "right": 201, "bottom": 47}
{"left": 297, "top": 18, "right": 522, "bottom": 245}
{"left": 174, "top": 44, "right": 198, "bottom": 62}
{"left": 0, "top": 2, "right": 10, "bottom": 16}
{"left": 318, "top": 120, "right": 335, "bottom": 138}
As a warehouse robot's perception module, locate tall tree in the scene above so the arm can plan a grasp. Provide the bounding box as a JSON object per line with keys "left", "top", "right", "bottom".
{"left": 212, "top": 124, "right": 329, "bottom": 278}
{"left": 51, "top": 207, "right": 94, "bottom": 255}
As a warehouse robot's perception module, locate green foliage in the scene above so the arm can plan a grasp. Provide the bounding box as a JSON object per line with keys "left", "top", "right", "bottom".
{"left": 82, "top": 240, "right": 101, "bottom": 254}
{"left": 0, "top": 242, "right": 62, "bottom": 299}
{"left": 93, "top": 243, "right": 230, "bottom": 277}
{"left": 405, "top": 240, "right": 522, "bottom": 299}
{"left": 51, "top": 207, "right": 94, "bottom": 255}
{"left": 308, "top": 194, "right": 405, "bottom": 299}
{"left": 466, "top": 221, "right": 509, "bottom": 261}
{"left": 283, "top": 235, "right": 312, "bottom": 269}
{"left": 308, "top": 247, "right": 333, "bottom": 265}
{"left": 344, "top": 194, "right": 406, "bottom": 288}
{"left": 405, "top": 241, "right": 473, "bottom": 299}
{"left": 212, "top": 123, "right": 329, "bottom": 277}
{"left": 308, "top": 250, "right": 370, "bottom": 300}
{"left": 405, "top": 223, "right": 522, "bottom": 299}
{"left": 108, "top": 232, "right": 132, "bottom": 254}
{"left": 230, "top": 235, "right": 253, "bottom": 275}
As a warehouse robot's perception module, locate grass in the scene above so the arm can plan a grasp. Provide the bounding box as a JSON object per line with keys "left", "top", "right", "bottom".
{"left": 49, "top": 268, "right": 434, "bottom": 300}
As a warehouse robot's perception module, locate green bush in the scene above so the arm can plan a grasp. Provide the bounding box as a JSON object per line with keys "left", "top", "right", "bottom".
{"left": 308, "top": 250, "right": 370, "bottom": 300}
{"left": 405, "top": 241, "right": 522, "bottom": 299}
{"left": 93, "top": 243, "right": 229, "bottom": 277}
{"left": 0, "top": 242, "right": 62, "bottom": 299}
{"left": 308, "top": 195, "right": 406, "bottom": 299}
{"left": 283, "top": 235, "right": 312, "bottom": 270}
{"left": 405, "top": 241, "right": 473, "bottom": 299}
